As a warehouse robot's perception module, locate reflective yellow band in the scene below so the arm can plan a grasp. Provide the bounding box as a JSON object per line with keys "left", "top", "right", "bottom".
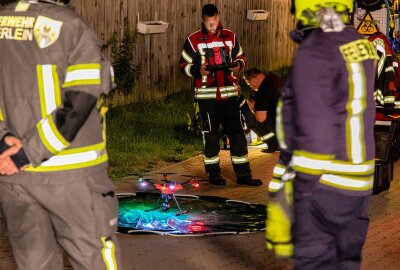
{"left": 101, "top": 237, "right": 118, "bottom": 270}
{"left": 346, "top": 62, "right": 367, "bottom": 163}
{"left": 63, "top": 63, "right": 101, "bottom": 88}
{"left": 26, "top": 142, "right": 107, "bottom": 172}
{"left": 276, "top": 100, "right": 287, "bottom": 150}
{"left": 272, "top": 164, "right": 286, "bottom": 178}
{"left": 320, "top": 174, "right": 374, "bottom": 191}
{"left": 292, "top": 150, "right": 334, "bottom": 175}
{"left": 0, "top": 108, "right": 3, "bottom": 121}
{"left": 384, "top": 96, "right": 395, "bottom": 104}
{"left": 266, "top": 242, "right": 294, "bottom": 258}
{"left": 268, "top": 178, "right": 283, "bottom": 192}
{"left": 110, "top": 66, "right": 115, "bottom": 82}
{"left": 326, "top": 159, "right": 375, "bottom": 175}
{"left": 260, "top": 132, "right": 275, "bottom": 141}
{"left": 185, "top": 64, "right": 193, "bottom": 77}
{"left": 37, "top": 64, "right": 61, "bottom": 117}
{"left": 203, "top": 155, "right": 220, "bottom": 165}
{"left": 15, "top": 2, "right": 31, "bottom": 12}
{"left": 231, "top": 155, "right": 248, "bottom": 164}
{"left": 37, "top": 115, "right": 69, "bottom": 154}
{"left": 182, "top": 50, "right": 193, "bottom": 63}
{"left": 195, "top": 86, "right": 237, "bottom": 99}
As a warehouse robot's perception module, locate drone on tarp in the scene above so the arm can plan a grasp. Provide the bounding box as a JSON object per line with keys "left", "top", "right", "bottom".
{"left": 136, "top": 173, "right": 203, "bottom": 215}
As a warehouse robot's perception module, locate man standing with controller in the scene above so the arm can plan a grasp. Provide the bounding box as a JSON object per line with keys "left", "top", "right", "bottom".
{"left": 179, "top": 3, "right": 262, "bottom": 186}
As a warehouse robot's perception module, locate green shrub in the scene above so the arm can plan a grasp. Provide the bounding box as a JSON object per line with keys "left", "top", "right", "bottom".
{"left": 107, "top": 18, "right": 141, "bottom": 96}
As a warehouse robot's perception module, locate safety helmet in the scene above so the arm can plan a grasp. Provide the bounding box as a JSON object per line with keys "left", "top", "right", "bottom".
{"left": 292, "top": 0, "right": 353, "bottom": 26}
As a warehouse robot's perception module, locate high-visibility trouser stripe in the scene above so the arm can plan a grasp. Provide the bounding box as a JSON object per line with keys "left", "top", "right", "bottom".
{"left": 37, "top": 64, "right": 61, "bottom": 117}
{"left": 268, "top": 178, "right": 284, "bottom": 193}
{"left": 37, "top": 115, "right": 70, "bottom": 154}
{"left": 385, "top": 66, "right": 395, "bottom": 72}
{"left": 25, "top": 142, "right": 107, "bottom": 172}
{"left": 395, "top": 101, "right": 400, "bottom": 108}
{"left": 101, "top": 237, "right": 118, "bottom": 270}
{"left": 63, "top": 63, "right": 101, "bottom": 88}
{"left": 185, "top": 64, "right": 193, "bottom": 77}
{"left": 346, "top": 62, "right": 367, "bottom": 164}
{"left": 181, "top": 50, "right": 193, "bottom": 64}
{"left": 0, "top": 108, "right": 3, "bottom": 121}
{"left": 320, "top": 174, "right": 374, "bottom": 191}
{"left": 384, "top": 96, "right": 395, "bottom": 104}
{"left": 260, "top": 132, "right": 275, "bottom": 142}
{"left": 325, "top": 160, "right": 375, "bottom": 175}
{"left": 291, "top": 150, "right": 334, "bottom": 175}
{"left": 203, "top": 155, "right": 220, "bottom": 165}
{"left": 231, "top": 155, "right": 248, "bottom": 164}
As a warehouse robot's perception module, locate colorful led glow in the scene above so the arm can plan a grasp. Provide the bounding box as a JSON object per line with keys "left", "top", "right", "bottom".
{"left": 118, "top": 193, "right": 266, "bottom": 235}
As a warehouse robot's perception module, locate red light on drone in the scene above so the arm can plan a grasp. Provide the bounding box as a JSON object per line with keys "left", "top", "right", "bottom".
{"left": 189, "top": 221, "right": 205, "bottom": 232}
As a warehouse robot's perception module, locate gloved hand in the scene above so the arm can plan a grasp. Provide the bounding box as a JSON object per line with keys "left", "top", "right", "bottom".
{"left": 266, "top": 165, "right": 294, "bottom": 259}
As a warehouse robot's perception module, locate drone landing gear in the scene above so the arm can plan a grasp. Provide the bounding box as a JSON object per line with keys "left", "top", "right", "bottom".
{"left": 145, "top": 194, "right": 190, "bottom": 216}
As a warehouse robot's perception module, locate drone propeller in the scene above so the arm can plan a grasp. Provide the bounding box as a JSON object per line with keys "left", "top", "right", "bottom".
{"left": 153, "top": 172, "right": 177, "bottom": 175}
{"left": 181, "top": 174, "right": 205, "bottom": 179}
{"left": 137, "top": 177, "right": 156, "bottom": 188}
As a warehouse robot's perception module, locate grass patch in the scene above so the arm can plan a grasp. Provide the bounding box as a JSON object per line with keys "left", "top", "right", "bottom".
{"left": 106, "top": 91, "right": 203, "bottom": 179}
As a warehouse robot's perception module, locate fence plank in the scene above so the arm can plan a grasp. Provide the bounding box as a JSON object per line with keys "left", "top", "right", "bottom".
{"left": 72, "top": 0, "right": 295, "bottom": 103}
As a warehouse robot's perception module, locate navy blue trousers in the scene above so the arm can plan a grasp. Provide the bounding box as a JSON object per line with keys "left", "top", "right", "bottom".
{"left": 293, "top": 187, "right": 370, "bottom": 270}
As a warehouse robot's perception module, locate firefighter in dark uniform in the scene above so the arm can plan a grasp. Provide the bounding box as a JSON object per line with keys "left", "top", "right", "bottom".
{"left": 179, "top": 4, "right": 262, "bottom": 186}
{"left": 0, "top": 1, "right": 120, "bottom": 269}
{"left": 241, "top": 68, "right": 282, "bottom": 153}
{"left": 267, "top": 0, "right": 378, "bottom": 269}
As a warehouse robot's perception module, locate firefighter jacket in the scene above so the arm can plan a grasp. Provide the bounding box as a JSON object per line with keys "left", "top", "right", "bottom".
{"left": 179, "top": 23, "right": 246, "bottom": 100}
{"left": 368, "top": 32, "right": 397, "bottom": 108}
{"left": 273, "top": 27, "right": 378, "bottom": 197}
{"left": 0, "top": 2, "right": 114, "bottom": 184}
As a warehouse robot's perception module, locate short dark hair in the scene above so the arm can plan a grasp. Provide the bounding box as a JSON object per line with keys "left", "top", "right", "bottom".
{"left": 244, "top": 68, "right": 263, "bottom": 80}
{"left": 202, "top": 4, "right": 219, "bottom": 18}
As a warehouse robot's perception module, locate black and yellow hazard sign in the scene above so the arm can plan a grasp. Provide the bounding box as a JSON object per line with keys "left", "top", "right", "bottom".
{"left": 357, "top": 11, "right": 380, "bottom": 35}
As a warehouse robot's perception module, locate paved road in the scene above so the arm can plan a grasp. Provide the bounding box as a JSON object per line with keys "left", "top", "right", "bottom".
{"left": 1, "top": 149, "right": 399, "bottom": 269}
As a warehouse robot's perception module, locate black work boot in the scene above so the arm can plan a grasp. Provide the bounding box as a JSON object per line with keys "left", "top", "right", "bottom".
{"left": 209, "top": 173, "right": 226, "bottom": 185}
{"left": 236, "top": 175, "right": 263, "bottom": 186}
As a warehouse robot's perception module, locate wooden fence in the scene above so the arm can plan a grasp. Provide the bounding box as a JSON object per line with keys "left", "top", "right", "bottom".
{"left": 72, "top": 0, "right": 296, "bottom": 104}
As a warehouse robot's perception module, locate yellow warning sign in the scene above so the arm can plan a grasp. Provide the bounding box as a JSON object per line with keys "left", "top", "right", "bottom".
{"left": 357, "top": 11, "right": 380, "bottom": 35}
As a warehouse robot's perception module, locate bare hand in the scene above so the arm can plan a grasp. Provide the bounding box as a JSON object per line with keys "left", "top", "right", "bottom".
{"left": 0, "top": 136, "right": 23, "bottom": 159}
{"left": 0, "top": 136, "right": 24, "bottom": 175}
{"left": 0, "top": 156, "right": 18, "bottom": 175}
{"left": 200, "top": 64, "right": 210, "bottom": 76}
